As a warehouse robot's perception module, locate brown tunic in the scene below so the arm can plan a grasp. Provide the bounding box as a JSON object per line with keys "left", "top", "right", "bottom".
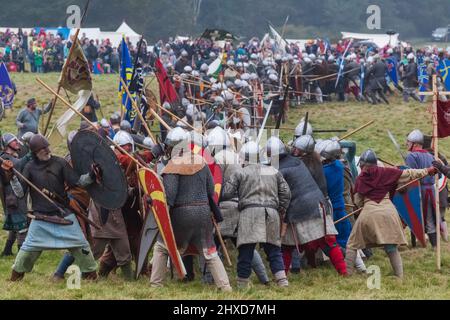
{"left": 347, "top": 169, "right": 428, "bottom": 250}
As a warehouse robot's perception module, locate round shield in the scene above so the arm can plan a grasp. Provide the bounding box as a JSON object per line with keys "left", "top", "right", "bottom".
{"left": 70, "top": 130, "right": 127, "bottom": 209}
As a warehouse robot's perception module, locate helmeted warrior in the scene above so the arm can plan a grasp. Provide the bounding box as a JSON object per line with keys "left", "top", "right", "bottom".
{"left": 207, "top": 127, "right": 270, "bottom": 285}
{"left": 345, "top": 149, "right": 437, "bottom": 278}
{"left": 150, "top": 127, "right": 232, "bottom": 292}
{"left": 405, "top": 129, "right": 441, "bottom": 247}
{"left": 10, "top": 134, "right": 98, "bottom": 281}
{"left": 222, "top": 141, "right": 291, "bottom": 288}
{"left": 274, "top": 137, "right": 347, "bottom": 274}
{"left": 0, "top": 133, "right": 31, "bottom": 256}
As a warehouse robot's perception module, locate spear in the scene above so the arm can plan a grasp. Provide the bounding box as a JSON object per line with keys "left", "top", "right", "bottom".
{"left": 338, "top": 120, "right": 375, "bottom": 142}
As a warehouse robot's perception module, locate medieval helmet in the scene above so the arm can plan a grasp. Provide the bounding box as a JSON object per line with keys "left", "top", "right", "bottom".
{"left": 294, "top": 120, "right": 313, "bottom": 137}
{"left": 143, "top": 137, "right": 155, "bottom": 149}
{"left": 120, "top": 120, "right": 132, "bottom": 132}
{"left": 29, "top": 134, "right": 50, "bottom": 153}
{"left": 319, "top": 140, "right": 341, "bottom": 161}
{"left": 358, "top": 149, "right": 378, "bottom": 167}
{"left": 265, "top": 136, "right": 286, "bottom": 157}
{"left": 239, "top": 141, "right": 260, "bottom": 163}
{"left": 2, "top": 133, "right": 19, "bottom": 147}
{"left": 100, "top": 118, "right": 110, "bottom": 128}
{"left": 165, "top": 127, "right": 187, "bottom": 147}
{"left": 21, "top": 132, "right": 35, "bottom": 145}
{"left": 207, "top": 126, "right": 230, "bottom": 148}
{"left": 407, "top": 129, "right": 424, "bottom": 145}
{"left": 292, "top": 135, "right": 315, "bottom": 153}
{"left": 113, "top": 130, "right": 135, "bottom": 151}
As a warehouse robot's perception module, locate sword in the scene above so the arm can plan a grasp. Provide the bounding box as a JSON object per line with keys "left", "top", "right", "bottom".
{"left": 387, "top": 130, "right": 407, "bottom": 161}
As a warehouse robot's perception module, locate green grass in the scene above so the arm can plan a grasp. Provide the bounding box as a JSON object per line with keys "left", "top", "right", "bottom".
{"left": 1, "top": 73, "right": 450, "bottom": 300}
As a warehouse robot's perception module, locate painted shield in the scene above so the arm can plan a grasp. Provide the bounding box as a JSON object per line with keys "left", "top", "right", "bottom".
{"left": 190, "top": 143, "right": 223, "bottom": 203}
{"left": 135, "top": 204, "right": 159, "bottom": 279}
{"left": 70, "top": 130, "right": 127, "bottom": 209}
{"left": 138, "top": 168, "right": 187, "bottom": 279}
{"left": 392, "top": 167, "right": 426, "bottom": 247}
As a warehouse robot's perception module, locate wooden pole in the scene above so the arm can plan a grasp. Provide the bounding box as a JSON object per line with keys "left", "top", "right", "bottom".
{"left": 338, "top": 120, "right": 375, "bottom": 142}
{"left": 43, "top": 28, "right": 81, "bottom": 136}
{"left": 119, "top": 78, "right": 156, "bottom": 143}
{"left": 432, "top": 74, "right": 441, "bottom": 270}
{"left": 36, "top": 77, "right": 144, "bottom": 169}
{"left": 154, "top": 101, "right": 202, "bottom": 133}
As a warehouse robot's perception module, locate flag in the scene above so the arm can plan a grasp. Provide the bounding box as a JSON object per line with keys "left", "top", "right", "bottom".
{"left": 154, "top": 58, "right": 178, "bottom": 104}
{"left": 335, "top": 39, "right": 353, "bottom": 88}
{"left": 59, "top": 39, "right": 92, "bottom": 94}
{"left": 437, "top": 99, "right": 450, "bottom": 138}
{"left": 207, "top": 53, "right": 223, "bottom": 78}
{"left": 269, "top": 25, "right": 288, "bottom": 54}
{"left": 48, "top": 39, "right": 92, "bottom": 145}
{"left": 417, "top": 57, "right": 429, "bottom": 102}
{"left": 437, "top": 59, "right": 450, "bottom": 90}
{"left": 0, "top": 62, "right": 15, "bottom": 108}
{"left": 119, "top": 37, "right": 136, "bottom": 125}
{"left": 386, "top": 57, "right": 398, "bottom": 86}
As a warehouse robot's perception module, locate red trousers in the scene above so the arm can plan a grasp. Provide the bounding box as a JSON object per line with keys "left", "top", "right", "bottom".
{"left": 282, "top": 235, "right": 347, "bottom": 275}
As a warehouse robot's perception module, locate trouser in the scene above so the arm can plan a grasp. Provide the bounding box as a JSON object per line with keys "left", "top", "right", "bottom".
{"left": 92, "top": 237, "right": 132, "bottom": 267}
{"left": 403, "top": 87, "right": 420, "bottom": 102}
{"left": 54, "top": 252, "right": 76, "bottom": 278}
{"left": 150, "top": 241, "right": 230, "bottom": 290}
{"left": 346, "top": 244, "right": 400, "bottom": 276}
{"left": 3, "top": 231, "right": 27, "bottom": 254}
{"left": 237, "top": 243, "right": 284, "bottom": 279}
{"left": 13, "top": 247, "right": 97, "bottom": 273}
{"left": 282, "top": 235, "right": 347, "bottom": 275}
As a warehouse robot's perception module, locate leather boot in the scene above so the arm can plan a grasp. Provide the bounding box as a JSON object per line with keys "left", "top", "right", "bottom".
{"left": 10, "top": 269, "right": 24, "bottom": 281}
{"left": 387, "top": 250, "right": 403, "bottom": 278}
{"left": 344, "top": 248, "right": 357, "bottom": 276}
{"left": 98, "top": 261, "right": 115, "bottom": 278}
{"left": 120, "top": 262, "right": 134, "bottom": 281}
{"left": 236, "top": 277, "right": 251, "bottom": 289}
{"left": 2, "top": 240, "right": 14, "bottom": 257}
{"left": 428, "top": 233, "right": 437, "bottom": 248}
{"left": 274, "top": 270, "right": 289, "bottom": 287}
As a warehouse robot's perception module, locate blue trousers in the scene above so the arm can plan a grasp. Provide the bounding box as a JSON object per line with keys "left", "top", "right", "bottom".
{"left": 237, "top": 243, "right": 284, "bottom": 279}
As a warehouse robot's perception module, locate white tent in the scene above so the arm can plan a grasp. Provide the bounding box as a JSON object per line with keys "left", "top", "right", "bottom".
{"left": 116, "top": 21, "right": 141, "bottom": 45}
{"left": 341, "top": 32, "right": 399, "bottom": 48}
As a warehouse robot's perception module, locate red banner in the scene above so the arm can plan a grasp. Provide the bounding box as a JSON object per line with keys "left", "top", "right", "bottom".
{"left": 155, "top": 58, "right": 178, "bottom": 104}
{"left": 437, "top": 100, "right": 450, "bottom": 138}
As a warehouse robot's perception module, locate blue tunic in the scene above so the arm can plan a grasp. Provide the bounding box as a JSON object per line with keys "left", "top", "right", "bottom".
{"left": 323, "top": 160, "right": 351, "bottom": 248}
{"left": 406, "top": 150, "right": 437, "bottom": 233}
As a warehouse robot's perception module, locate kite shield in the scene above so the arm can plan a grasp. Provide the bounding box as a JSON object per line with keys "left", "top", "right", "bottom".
{"left": 138, "top": 167, "right": 187, "bottom": 279}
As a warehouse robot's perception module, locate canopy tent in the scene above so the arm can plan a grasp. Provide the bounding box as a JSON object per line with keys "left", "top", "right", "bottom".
{"left": 115, "top": 21, "right": 141, "bottom": 45}
{"left": 341, "top": 32, "right": 399, "bottom": 48}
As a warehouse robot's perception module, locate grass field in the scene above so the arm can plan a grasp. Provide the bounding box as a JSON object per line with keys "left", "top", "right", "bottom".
{"left": 1, "top": 73, "right": 450, "bottom": 300}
